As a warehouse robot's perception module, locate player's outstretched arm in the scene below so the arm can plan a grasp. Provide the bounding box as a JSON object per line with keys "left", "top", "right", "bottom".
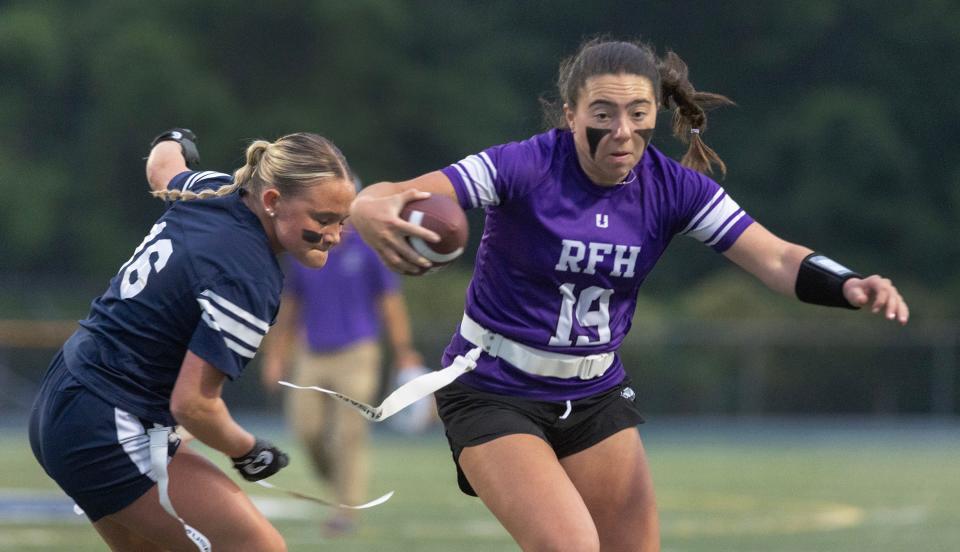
{"left": 723, "top": 223, "right": 909, "bottom": 325}
{"left": 145, "top": 128, "right": 200, "bottom": 193}
{"left": 171, "top": 350, "right": 289, "bottom": 480}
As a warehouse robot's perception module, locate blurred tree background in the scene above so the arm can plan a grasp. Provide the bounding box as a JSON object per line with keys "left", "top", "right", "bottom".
{"left": 1, "top": 0, "right": 957, "bottom": 413}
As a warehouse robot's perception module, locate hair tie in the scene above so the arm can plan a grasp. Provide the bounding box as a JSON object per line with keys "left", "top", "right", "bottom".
{"left": 689, "top": 128, "right": 701, "bottom": 135}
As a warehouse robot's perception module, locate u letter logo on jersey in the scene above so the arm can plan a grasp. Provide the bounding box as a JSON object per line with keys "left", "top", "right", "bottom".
{"left": 595, "top": 214, "right": 609, "bottom": 228}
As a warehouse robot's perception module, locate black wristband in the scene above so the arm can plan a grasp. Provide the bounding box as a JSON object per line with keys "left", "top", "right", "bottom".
{"left": 795, "top": 253, "right": 862, "bottom": 309}
{"left": 150, "top": 128, "right": 200, "bottom": 169}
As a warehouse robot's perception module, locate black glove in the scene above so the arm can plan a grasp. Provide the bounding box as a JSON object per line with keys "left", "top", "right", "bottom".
{"left": 150, "top": 127, "right": 200, "bottom": 169}
{"left": 231, "top": 437, "right": 289, "bottom": 482}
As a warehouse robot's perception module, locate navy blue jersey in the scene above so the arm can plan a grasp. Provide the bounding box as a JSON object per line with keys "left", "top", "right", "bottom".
{"left": 64, "top": 171, "right": 282, "bottom": 425}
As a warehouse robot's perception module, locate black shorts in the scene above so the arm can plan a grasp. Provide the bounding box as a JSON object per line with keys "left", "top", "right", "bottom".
{"left": 435, "top": 378, "right": 644, "bottom": 496}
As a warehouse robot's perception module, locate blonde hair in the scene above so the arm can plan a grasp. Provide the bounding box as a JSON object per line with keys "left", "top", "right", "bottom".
{"left": 152, "top": 132, "right": 350, "bottom": 201}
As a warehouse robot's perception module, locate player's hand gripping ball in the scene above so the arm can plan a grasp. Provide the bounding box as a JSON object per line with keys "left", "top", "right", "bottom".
{"left": 400, "top": 195, "right": 468, "bottom": 275}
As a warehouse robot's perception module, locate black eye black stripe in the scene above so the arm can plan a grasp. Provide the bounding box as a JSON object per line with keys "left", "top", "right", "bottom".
{"left": 586, "top": 127, "right": 611, "bottom": 158}
{"left": 585, "top": 127, "right": 655, "bottom": 159}
{"left": 302, "top": 230, "right": 323, "bottom": 243}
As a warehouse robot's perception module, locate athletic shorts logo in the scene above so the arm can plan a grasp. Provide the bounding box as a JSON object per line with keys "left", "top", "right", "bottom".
{"left": 620, "top": 387, "right": 635, "bottom": 401}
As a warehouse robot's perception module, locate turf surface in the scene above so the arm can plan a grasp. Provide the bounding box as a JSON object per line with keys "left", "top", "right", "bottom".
{"left": 3, "top": 416, "right": 958, "bottom": 551}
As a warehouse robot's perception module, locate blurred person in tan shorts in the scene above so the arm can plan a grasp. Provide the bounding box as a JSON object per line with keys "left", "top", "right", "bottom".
{"left": 261, "top": 216, "right": 423, "bottom": 536}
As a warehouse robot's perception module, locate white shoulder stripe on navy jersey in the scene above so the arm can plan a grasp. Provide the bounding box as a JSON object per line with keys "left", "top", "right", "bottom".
{"left": 184, "top": 171, "right": 211, "bottom": 191}
{"left": 199, "top": 289, "right": 270, "bottom": 332}
{"left": 199, "top": 171, "right": 230, "bottom": 182}
{"left": 198, "top": 304, "right": 259, "bottom": 359}
{"left": 184, "top": 171, "right": 231, "bottom": 191}
{"left": 222, "top": 333, "right": 258, "bottom": 358}
{"left": 197, "top": 297, "right": 266, "bottom": 347}
{"left": 197, "top": 289, "right": 268, "bottom": 358}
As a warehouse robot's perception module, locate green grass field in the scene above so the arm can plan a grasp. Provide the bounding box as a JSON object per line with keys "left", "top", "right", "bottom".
{"left": 2, "top": 416, "right": 958, "bottom": 551}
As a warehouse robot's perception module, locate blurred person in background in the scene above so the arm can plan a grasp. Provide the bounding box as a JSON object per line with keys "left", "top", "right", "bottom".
{"left": 28, "top": 128, "right": 354, "bottom": 551}
{"left": 349, "top": 38, "right": 910, "bottom": 552}
{"left": 261, "top": 194, "right": 427, "bottom": 536}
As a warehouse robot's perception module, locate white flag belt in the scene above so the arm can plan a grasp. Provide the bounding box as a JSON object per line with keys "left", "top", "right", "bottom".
{"left": 147, "top": 427, "right": 211, "bottom": 551}
{"left": 255, "top": 481, "right": 394, "bottom": 509}
{"left": 459, "top": 313, "right": 615, "bottom": 380}
{"left": 278, "top": 346, "right": 480, "bottom": 421}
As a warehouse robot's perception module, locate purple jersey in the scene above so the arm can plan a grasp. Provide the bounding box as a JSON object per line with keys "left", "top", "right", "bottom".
{"left": 285, "top": 229, "right": 399, "bottom": 352}
{"left": 440, "top": 129, "right": 753, "bottom": 401}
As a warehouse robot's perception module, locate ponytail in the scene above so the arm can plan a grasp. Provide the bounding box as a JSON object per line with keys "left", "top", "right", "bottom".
{"left": 658, "top": 50, "right": 735, "bottom": 176}
{"left": 232, "top": 140, "right": 271, "bottom": 191}
{"left": 150, "top": 182, "right": 241, "bottom": 201}
{"left": 153, "top": 134, "right": 349, "bottom": 202}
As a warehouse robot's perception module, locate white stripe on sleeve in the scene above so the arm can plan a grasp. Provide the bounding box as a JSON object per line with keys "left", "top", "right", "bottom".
{"left": 196, "top": 290, "right": 268, "bottom": 358}
{"left": 183, "top": 171, "right": 209, "bottom": 191}
{"left": 184, "top": 171, "right": 231, "bottom": 191}
{"left": 457, "top": 154, "right": 500, "bottom": 207}
{"left": 222, "top": 334, "right": 257, "bottom": 359}
{"left": 706, "top": 211, "right": 747, "bottom": 246}
{"left": 199, "top": 289, "right": 269, "bottom": 332}
{"left": 680, "top": 188, "right": 724, "bottom": 235}
{"left": 478, "top": 152, "right": 498, "bottom": 180}
{"left": 684, "top": 193, "right": 744, "bottom": 243}
{"left": 452, "top": 164, "right": 479, "bottom": 208}
{"left": 195, "top": 172, "right": 231, "bottom": 185}
{"left": 196, "top": 297, "right": 265, "bottom": 351}
{"left": 198, "top": 300, "right": 259, "bottom": 359}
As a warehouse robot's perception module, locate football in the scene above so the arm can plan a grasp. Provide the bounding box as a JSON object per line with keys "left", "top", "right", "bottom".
{"left": 400, "top": 195, "right": 468, "bottom": 275}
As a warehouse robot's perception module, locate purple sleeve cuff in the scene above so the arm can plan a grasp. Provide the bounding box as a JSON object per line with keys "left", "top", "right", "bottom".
{"left": 711, "top": 215, "right": 754, "bottom": 253}
{"left": 440, "top": 166, "right": 475, "bottom": 210}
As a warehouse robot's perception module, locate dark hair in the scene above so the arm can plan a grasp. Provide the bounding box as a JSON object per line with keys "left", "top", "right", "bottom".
{"left": 542, "top": 38, "right": 735, "bottom": 176}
